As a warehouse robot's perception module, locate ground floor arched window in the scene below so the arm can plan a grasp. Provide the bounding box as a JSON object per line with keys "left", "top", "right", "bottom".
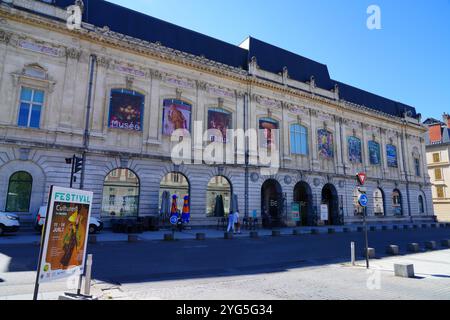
{"left": 392, "top": 189, "right": 403, "bottom": 216}
{"left": 206, "top": 176, "right": 231, "bottom": 217}
{"left": 159, "top": 172, "right": 190, "bottom": 218}
{"left": 102, "top": 169, "right": 140, "bottom": 218}
{"left": 373, "top": 188, "right": 385, "bottom": 216}
{"left": 6, "top": 171, "right": 32, "bottom": 212}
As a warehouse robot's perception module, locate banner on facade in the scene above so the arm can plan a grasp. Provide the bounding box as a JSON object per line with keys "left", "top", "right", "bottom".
{"left": 37, "top": 186, "right": 93, "bottom": 284}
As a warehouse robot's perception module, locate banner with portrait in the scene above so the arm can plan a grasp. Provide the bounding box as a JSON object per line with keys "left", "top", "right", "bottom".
{"left": 162, "top": 99, "right": 192, "bottom": 136}
{"left": 108, "top": 89, "right": 144, "bottom": 131}
{"left": 318, "top": 129, "right": 334, "bottom": 159}
{"left": 348, "top": 136, "right": 362, "bottom": 163}
{"left": 208, "top": 108, "right": 232, "bottom": 143}
{"left": 368, "top": 141, "right": 381, "bottom": 165}
{"left": 386, "top": 144, "right": 398, "bottom": 168}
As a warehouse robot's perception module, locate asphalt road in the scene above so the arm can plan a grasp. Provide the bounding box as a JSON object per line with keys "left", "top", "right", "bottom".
{"left": 1, "top": 228, "right": 450, "bottom": 285}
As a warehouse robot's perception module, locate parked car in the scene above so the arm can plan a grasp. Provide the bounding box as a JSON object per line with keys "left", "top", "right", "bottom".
{"left": 0, "top": 212, "right": 20, "bottom": 236}
{"left": 34, "top": 206, "right": 103, "bottom": 234}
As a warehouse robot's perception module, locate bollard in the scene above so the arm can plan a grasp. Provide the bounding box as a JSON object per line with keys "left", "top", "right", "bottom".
{"left": 196, "top": 233, "right": 206, "bottom": 241}
{"left": 84, "top": 254, "right": 93, "bottom": 296}
{"left": 351, "top": 242, "right": 356, "bottom": 266}
{"left": 250, "top": 231, "right": 259, "bottom": 238}
{"left": 441, "top": 239, "right": 450, "bottom": 247}
{"left": 386, "top": 245, "right": 400, "bottom": 256}
{"left": 272, "top": 230, "right": 281, "bottom": 237}
{"left": 425, "top": 241, "right": 437, "bottom": 250}
{"left": 407, "top": 243, "right": 420, "bottom": 253}
{"left": 394, "top": 264, "right": 415, "bottom": 278}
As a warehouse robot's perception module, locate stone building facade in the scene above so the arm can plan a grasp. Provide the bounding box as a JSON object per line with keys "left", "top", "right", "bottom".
{"left": 0, "top": 0, "right": 434, "bottom": 227}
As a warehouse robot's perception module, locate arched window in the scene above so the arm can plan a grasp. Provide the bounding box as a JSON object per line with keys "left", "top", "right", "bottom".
{"left": 102, "top": 169, "right": 140, "bottom": 217}
{"left": 373, "top": 188, "right": 385, "bottom": 216}
{"left": 6, "top": 171, "right": 33, "bottom": 212}
{"left": 392, "top": 189, "right": 403, "bottom": 216}
{"left": 206, "top": 176, "right": 232, "bottom": 217}
{"left": 418, "top": 195, "right": 425, "bottom": 214}
{"left": 290, "top": 124, "right": 308, "bottom": 155}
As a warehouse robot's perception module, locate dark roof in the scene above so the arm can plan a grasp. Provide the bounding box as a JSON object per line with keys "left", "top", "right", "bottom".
{"left": 51, "top": 0, "right": 417, "bottom": 119}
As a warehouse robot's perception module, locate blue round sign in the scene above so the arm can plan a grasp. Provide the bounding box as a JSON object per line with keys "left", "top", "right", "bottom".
{"left": 170, "top": 215, "right": 178, "bottom": 225}
{"left": 358, "top": 194, "right": 368, "bottom": 207}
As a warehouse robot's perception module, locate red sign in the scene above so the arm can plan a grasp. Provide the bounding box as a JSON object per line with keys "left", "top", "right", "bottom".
{"left": 357, "top": 172, "right": 367, "bottom": 185}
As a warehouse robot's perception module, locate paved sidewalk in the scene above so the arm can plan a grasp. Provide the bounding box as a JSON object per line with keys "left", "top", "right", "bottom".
{"left": 0, "top": 222, "right": 448, "bottom": 245}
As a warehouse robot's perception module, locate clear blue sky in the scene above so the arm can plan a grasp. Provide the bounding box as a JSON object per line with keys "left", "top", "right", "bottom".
{"left": 108, "top": 0, "right": 450, "bottom": 121}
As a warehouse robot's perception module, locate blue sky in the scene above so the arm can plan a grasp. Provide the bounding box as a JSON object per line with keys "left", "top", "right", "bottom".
{"left": 108, "top": 0, "right": 450, "bottom": 121}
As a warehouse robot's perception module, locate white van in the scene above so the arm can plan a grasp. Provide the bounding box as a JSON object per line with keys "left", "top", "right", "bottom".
{"left": 34, "top": 206, "right": 103, "bottom": 234}
{"left": 0, "top": 212, "right": 20, "bottom": 236}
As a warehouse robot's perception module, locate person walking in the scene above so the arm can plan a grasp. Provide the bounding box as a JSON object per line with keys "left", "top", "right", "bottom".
{"left": 227, "top": 211, "right": 235, "bottom": 233}
{"left": 234, "top": 210, "right": 241, "bottom": 234}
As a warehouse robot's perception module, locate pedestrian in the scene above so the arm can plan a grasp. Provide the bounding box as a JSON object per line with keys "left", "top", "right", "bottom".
{"left": 227, "top": 211, "right": 235, "bottom": 233}
{"left": 234, "top": 210, "right": 241, "bottom": 234}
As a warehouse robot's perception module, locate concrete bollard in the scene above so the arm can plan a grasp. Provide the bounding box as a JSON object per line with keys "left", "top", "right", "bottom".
{"left": 441, "top": 239, "right": 450, "bottom": 247}
{"left": 407, "top": 243, "right": 420, "bottom": 253}
{"left": 328, "top": 228, "right": 335, "bottom": 234}
{"left": 250, "top": 231, "right": 259, "bottom": 238}
{"left": 292, "top": 229, "right": 300, "bottom": 236}
{"left": 394, "top": 264, "right": 415, "bottom": 278}
{"left": 196, "top": 233, "right": 206, "bottom": 241}
{"left": 425, "top": 241, "right": 437, "bottom": 250}
{"left": 128, "top": 234, "right": 139, "bottom": 243}
{"left": 272, "top": 230, "right": 281, "bottom": 237}
{"left": 224, "top": 232, "right": 234, "bottom": 240}
{"left": 363, "top": 248, "right": 376, "bottom": 259}
{"left": 386, "top": 245, "right": 400, "bottom": 255}
{"left": 164, "top": 233, "right": 174, "bottom": 241}
{"left": 88, "top": 235, "right": 97, "bottom": 244}
{"left": 311, "top": 229, "right": 319, "bottom": 235}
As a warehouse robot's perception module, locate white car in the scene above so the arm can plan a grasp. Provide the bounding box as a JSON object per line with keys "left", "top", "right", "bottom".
{"left": 34, "top": 206, "right": 103, "bottom": 234}
{"left": 0, "top": 212, "right": 20, "bottom": 236}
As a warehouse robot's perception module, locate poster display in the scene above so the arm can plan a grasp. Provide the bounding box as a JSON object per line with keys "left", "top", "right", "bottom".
{"left": 368, "top": 141, "right": 381, "bottom": 165}
{"left": 108, "top": 89, "right": 144, "bottom": 131}
{"left": 208, "top": 108, "right": 232, "bottom": 142}
{"left": 162, "top": 99, "right": 192, "bottom": 136}
{"left": 348, "top": 136, "right": 362, "bottom": 163}
{"left": 386, "top": 144, "right": 398, "bottom": 168}
{"left": 318, "top": 129, "right": 334, "bottom": 159}
{"left": 37, "top": 186, "right": 93, "bottom": 284}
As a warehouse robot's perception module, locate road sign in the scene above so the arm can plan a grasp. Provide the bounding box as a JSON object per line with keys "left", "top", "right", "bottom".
{"left": 358, "top": 194, "right": 368, "bottom": 207}
{"left": 170, "top": 215, "right": 178, "bottom": 225}
{"left": 357, "top": 172, "right": 367, "bottom": 185}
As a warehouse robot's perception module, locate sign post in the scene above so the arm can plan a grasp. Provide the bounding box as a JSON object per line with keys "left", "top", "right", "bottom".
{"left": 33, "top": 186, "right": 93, "bottom": 300}
{"left": 356, "top": 172, "right": 370, "bottom": 269}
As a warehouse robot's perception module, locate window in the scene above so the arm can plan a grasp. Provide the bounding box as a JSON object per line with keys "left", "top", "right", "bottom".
{"left": 418, "top": 195, "right": 425, "bottom": 214}
{"left": 436, "top": 186, "right": 445, "bottom": 199}
{"left": 435, "top": 168, "right": 443, "bottom": 180}
{"left": 290, "top": 124, "right": 308, "bottom": 155}
{"left": 18, "top": 87, "right": 44, "bottom": 128}
{"left": 102, "top": 169, "right": 139, "bottom": 217}
{"left": 414, "top": 158, "right": 421, "bottom": 177}
{"left": 433, "top": 153, "right": 440, "bottom": 163}
{"left": 6, "top": 171, "right": 33, "bottom": 212}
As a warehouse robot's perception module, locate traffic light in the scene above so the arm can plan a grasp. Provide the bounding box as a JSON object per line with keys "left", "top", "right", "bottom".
{"left": 74, "top": 156, "right": 83, "bottom": 174}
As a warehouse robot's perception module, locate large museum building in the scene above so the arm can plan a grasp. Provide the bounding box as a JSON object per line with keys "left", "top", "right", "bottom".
{"left": 0, "top": 0, "right": 434, "bottom": 227}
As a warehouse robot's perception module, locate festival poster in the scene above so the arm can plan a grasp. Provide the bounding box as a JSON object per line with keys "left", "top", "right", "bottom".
{"left": 318, "top": 129, "right": 334, "bottom": 159}
{"left": 208, "top": 108, "right": 232, "bottom": 143}
{"left": 348, "top": 136, "right": 362, "bottom": 163}
{"left": 38, "top": 186, "right": 93, "bottom": 284}
{"left": 162, "top": 99, "right": 192, "bottom": 136}
{"left": 386, "top": 144, "right": 398, "bottom": 168}
{"left": 108, "top": 89, "right": 144, "bottom": 131}
{"left": 368, "top": 141, "right": 381, "bottom": 165}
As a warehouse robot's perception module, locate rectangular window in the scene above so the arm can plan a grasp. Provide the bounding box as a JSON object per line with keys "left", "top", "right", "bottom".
{"left": 433, "top": 153, "right": 440, "bottom": 163}
{"left": 18, "top": 87, "right": 44, "bottom": 128}
{"left": 415, "top": 158, "right": 421, "bottom": 177}
{"left": 435, "top": 168, "right": 443, "bottom": 180}
{"left": 436, "top": 186, "right": 445, "bottom": 199}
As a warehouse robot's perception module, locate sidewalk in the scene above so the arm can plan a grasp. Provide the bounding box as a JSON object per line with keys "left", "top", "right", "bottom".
{"left": 1, "top": 222, "right": 448, "bottom": 245}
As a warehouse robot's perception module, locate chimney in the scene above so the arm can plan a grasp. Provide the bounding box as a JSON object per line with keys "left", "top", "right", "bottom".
{"left": 429, "top": 123, "right": 442, "bottom": 143}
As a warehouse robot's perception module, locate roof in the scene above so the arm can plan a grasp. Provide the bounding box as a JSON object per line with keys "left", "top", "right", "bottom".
{"left": 50, "top": 0, "right": 417, "bottom": 119}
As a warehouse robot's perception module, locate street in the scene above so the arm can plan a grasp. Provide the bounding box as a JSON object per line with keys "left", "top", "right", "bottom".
{"left": 1, "top": 227, "right": 450, "bottom": 299}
